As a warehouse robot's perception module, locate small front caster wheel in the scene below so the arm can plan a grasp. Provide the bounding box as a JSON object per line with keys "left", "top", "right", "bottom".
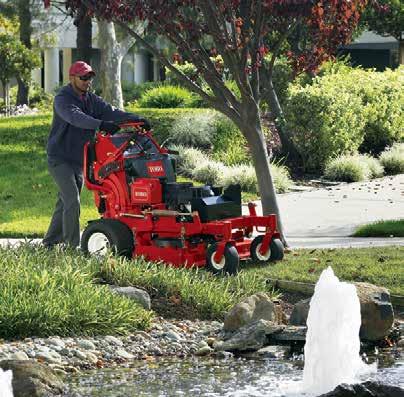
{"left": 250, "top": 236, "right": 284, "bottom": 262}
{"left": 206, "top": 243, "right": 239, "bottom": 275}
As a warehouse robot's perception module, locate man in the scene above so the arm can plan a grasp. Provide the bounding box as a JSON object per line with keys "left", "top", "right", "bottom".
{"left": 43, "top": 60, "right": 150, "bottom": 249}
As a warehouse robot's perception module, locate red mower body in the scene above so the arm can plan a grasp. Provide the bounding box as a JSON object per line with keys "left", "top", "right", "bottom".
{"left": 82, "top": 122, "right": 284, "bottom": 274}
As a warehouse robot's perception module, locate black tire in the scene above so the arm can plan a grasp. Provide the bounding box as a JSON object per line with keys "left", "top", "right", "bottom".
{"left": 81, "top": 219, "right": 134, "bottom": 258}
{"left": 206, "top": 243, "right": 239, "bottom": 275}
{"left": 250, "top": 236, "right": 284, "bottom": 262}
{"left": 270, "top": 238, "right": 284, "bottom": 261}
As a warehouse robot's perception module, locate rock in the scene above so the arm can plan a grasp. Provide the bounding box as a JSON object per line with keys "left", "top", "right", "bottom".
{"left": 116, "top": 349, "right": 134, "bottom": 360}
{"left": 355, "top": 283, "right": 394, "bottom": 341}
{"left": 214, "top": 320, "right": 284, "bottom": 352}
{"left": 317, "top": 381, "right": 404, "bottom": 396}
{"left": 195, "top": 346, "right": 212, "bottom": 356}
{"left": 110, "top": 286, "right": 151, "bottom": 310}
{"left": 104, "top": 335, "right": 123, "bottom": 346}
{"left": 289, "top": 298, "right": 310, "bottom": 326}
{"left": 9, "top": 352, "right": 29, "bottom": 361}
{"left": 289, "top": 282, "right": 394, "bottom": 341}
{"left": 256, "top": 345, "right": 289, "bottom": 358}
{"left": 270, "top": 326, "right": 307, "bottom": 343}
{"left": 77, "top": 339, "right": 96, "bottom": 350}
{"left": 0, "top": 360, "right": 64, "bottom": 397}
{"left": 223, "top": 293, "right": 279, "bottom": 332}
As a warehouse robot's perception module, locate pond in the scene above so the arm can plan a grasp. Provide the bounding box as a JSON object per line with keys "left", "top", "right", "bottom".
{"left": 64, "top": 347, "right": 403, "bottom": 397}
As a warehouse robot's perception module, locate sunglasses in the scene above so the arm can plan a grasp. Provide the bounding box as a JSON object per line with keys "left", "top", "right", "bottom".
{"left": 78, "top": 75, "right": 94, "bottom": 81}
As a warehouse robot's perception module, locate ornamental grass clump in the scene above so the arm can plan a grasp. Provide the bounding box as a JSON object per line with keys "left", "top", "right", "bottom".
{"left": 138, "top": 85, "right": 199, "bottom": 108}
{"left": 324, "top": 154, "right": 371, "bottom": 182}
{"left": 0, "top": 244, "right": 152, "bottom": 339}
{"left": 173, "top": 145, "right": 209, "bottom": 177}
{"left": 379, "top": 143, "right": 404, "bottom": 175}
{"left": 192, "top": 160, "right": 226, "bottom": 186}
{"left": 170, "top": 112, "right": 217, "bottom": 149}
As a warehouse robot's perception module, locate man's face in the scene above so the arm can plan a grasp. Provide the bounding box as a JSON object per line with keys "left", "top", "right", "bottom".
{"left": 70, "top": 74, "right": 93, "bottom": 94}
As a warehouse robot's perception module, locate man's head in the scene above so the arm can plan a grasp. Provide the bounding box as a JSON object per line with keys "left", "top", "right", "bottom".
{"left": 69, "top": 61, "right": 95, "bottom": 94}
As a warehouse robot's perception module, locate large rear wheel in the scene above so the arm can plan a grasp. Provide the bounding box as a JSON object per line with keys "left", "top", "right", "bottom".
{"left": 81, "top": 219, "right": 134, "bottom": 258}
{"left": 206, "top": 243, "right": 239, "bottom": 275}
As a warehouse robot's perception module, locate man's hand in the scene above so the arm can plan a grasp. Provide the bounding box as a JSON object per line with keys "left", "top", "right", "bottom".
{"left": 137, "top": 117, "right": 151, "bottom": 131}
{"left": 100, "top": 121, "right": 120, "bottom": 134}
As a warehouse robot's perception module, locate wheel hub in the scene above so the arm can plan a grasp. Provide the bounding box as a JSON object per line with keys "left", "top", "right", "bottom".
{"left": 209, "top": 251, "right": 226, "bottom": 270}
{"left": 255, "top": 242, "right": 271, "bottom": 261}
{"left": 87, "top": 232, "right": 110, "bottom": 255}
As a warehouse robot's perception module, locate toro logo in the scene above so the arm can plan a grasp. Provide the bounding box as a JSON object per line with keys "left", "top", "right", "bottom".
{"left": 147, "top": 161, "right": 165, "bottom": 177}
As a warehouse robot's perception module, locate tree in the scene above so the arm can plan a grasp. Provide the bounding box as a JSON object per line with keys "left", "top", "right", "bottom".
{"left": 97, "top": 20, "right": 144, "bottom": 109}
{"left": 0, "top": 33, "right": 40, "bottom": 114}
{"left": 64, "top": 0, "right": 368, "bottom": 244}
{"left": 361, "top": 0, "right": 404, "bottom": 64}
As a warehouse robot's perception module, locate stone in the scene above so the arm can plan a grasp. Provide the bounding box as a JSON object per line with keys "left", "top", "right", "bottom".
{"left": 355, "top": 283, "right": 394, "bottom": 341}
{"left": 288, "top": 282, "right": 395, "bottom": 342}
{"left": 317, "top": 381, "right": 404, "bottom": 397}
{"left": 256, "top": 345, "right": 289, "bottom": 358}
{"left": 77, "top": 339, "right": 96, "bottom": 350}
{"left": 289, "top": 298, "right": 311, "bottom": 326}
{"left": 110, "top": 286, "right": 151, "bottom": 310}
{"left": 0, "top": 360, "right": 64, "bottom": 397}
{"left": 8, "top": 352, "right": 29, "bottom": 361}
{"left": 36, "top": 351, "right": 62, "bottom": 364}
{"left": 104, "top": 336, "right": 123, "bottom": 346}
{"left": 214, "top": 320, "right": 284, "bottom": 352}
{"left": 223, "top": 292, "right": 279, "bottom": 332}
{"left": 195, "top": 346, "right": 212, "bottom": 356}
{"left": 116, "top": 349, "right": 134, "bottom": 360}
{"left": 270, "top": 326, "right": 307, "bottom": 343}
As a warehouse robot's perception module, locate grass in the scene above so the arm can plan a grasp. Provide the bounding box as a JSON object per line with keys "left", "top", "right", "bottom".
{"left": 0, "top": 244, "right": 402, "bottom": 339}
{"left": 353, "top": 219, "right": 404, "bottom": 237}
{"left": 0, "top": 244, "right": 152, "bottom": 339}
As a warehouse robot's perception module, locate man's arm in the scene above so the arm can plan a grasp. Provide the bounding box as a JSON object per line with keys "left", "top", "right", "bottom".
{"left": 54, "top": 95, "right": 102, "bottom": 130}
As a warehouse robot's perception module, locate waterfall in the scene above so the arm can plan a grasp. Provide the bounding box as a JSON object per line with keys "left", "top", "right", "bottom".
{"left": 0, "top": 368, "right": 13, "bottom": 397}
{"left": 302, "top": 266, "right": 374, "bottom": 395}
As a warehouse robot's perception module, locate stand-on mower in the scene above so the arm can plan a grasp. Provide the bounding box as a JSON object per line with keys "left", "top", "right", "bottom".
{"left": 81, "top": 121, "right": 284, "bottom": 275}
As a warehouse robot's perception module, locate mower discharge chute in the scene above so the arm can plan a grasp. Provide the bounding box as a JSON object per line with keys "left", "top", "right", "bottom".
{"left": 82, "top": 122, "right": 284, "bottom": 275}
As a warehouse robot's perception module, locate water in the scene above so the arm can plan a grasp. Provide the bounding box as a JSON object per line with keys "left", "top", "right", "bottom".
{"left": 0, "top": 368, "right": 13, "bottom": 397}
{"left": 64, "top": 266, "right": 402, "bottom": 396}
{"left": 64, "top": 351, "right": 403, "bottom": 397}
{"left": 302, "top": 266, "right": 375, "bottom": 395}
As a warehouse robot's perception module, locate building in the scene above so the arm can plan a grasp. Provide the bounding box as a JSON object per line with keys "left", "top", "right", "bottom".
{"left": 31, "top": 7, "right": 159, "bottom": 94}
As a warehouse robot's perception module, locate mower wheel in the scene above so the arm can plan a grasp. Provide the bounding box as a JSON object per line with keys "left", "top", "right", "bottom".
{"left": 250, "top": 236, "right": 284, "bottom": 262}
{"left": 206, "top": 243, "right": 239, "bottom": 275}
{"left": 81, "top": 219, "right": 134, "bottom": 258}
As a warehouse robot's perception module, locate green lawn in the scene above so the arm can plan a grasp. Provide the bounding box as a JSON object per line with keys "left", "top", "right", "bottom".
{"left": 353, "top": 219, "right": 404, "bottom": 237}
{"left": 0, "top": 114, "right": 258, "bottom": 238}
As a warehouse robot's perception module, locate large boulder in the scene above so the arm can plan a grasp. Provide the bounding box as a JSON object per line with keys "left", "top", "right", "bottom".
{"left": 109, "top": 285, "right": 151, "bottom": 310}
{"left": 355, "top": 282, "right": 394, "bottom": 341}
{"left": 289, "top": 283, "right": 394, "bottom": 342}
{"left": 223, "top": 292, "right": 281, "bottom": 332}
{"left": 317, "top": 381, "right": 404, "bottom": 397}
{"left": 0, "top": 360, "right": 64, "bottom": 397}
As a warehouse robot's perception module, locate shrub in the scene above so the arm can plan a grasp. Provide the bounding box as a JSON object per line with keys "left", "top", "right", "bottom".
{"left": 122, "top": 81, "right": 163, "bottom": 103}
{"left": 138, "top": 85, "right": 200, "bottom": 108}
{"left": 170, "top": 112, "right": 217, "bottom": 149}
{"left": 379, "top": 143, "right": 404, "bottom": 175}
{"left": 360, "top": 155, "right": 384, "bottom": 179}
{"left": 211, "top": 115, "right": 249, "bottom": 166}
{"left": 174, "top": 146, "right": 209, "bottom": 177}
{"left": 222, "top": 164, "right": 258, "bottom": 193}
{"left": 192, "top": 160, "right": 226, "bottom": 186}
{"left": 285, "top": 83, "right": 366, "bottom": 172}
{"left": 324, "top": 155, "right": 372, "bottom": 182}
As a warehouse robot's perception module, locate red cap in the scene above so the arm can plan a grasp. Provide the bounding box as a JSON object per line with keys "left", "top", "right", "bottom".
{"left": 69, "top": 61, "right": 96, "bottom": 77}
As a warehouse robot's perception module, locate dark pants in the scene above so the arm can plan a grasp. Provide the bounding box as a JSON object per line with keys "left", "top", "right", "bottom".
{"left": 43, "top": 161, "right": 83, "bottom": 248}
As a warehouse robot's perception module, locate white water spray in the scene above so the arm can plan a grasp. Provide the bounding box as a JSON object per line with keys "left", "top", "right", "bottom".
{"left": 302, "top": 266, "right": 375, "bottom": 395}
{"left": 0, "top": 368, "right": 13, "bottom": 397}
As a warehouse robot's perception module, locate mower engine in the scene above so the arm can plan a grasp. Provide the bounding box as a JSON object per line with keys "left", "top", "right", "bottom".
{"left": 82, "top": 122, "right": 284, "bottom": 274}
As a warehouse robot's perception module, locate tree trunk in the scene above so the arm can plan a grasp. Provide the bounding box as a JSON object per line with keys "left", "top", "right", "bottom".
{"left": 97, "top": 20, "right": 125, "bottom": 109}
{"left": 237, "top": 104, "right": 288, "bottom": 246}
{"left": 265, "top": 77, "right": 301, "bottom": 166}
{"left": 76, "top": 5, "right": 92, "bottom": 64}
{"left": 399, "top": 38, "right": 404, "bottom": 65}
{"left": 16, "top": 0, "right": 32, "bottom": 105}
